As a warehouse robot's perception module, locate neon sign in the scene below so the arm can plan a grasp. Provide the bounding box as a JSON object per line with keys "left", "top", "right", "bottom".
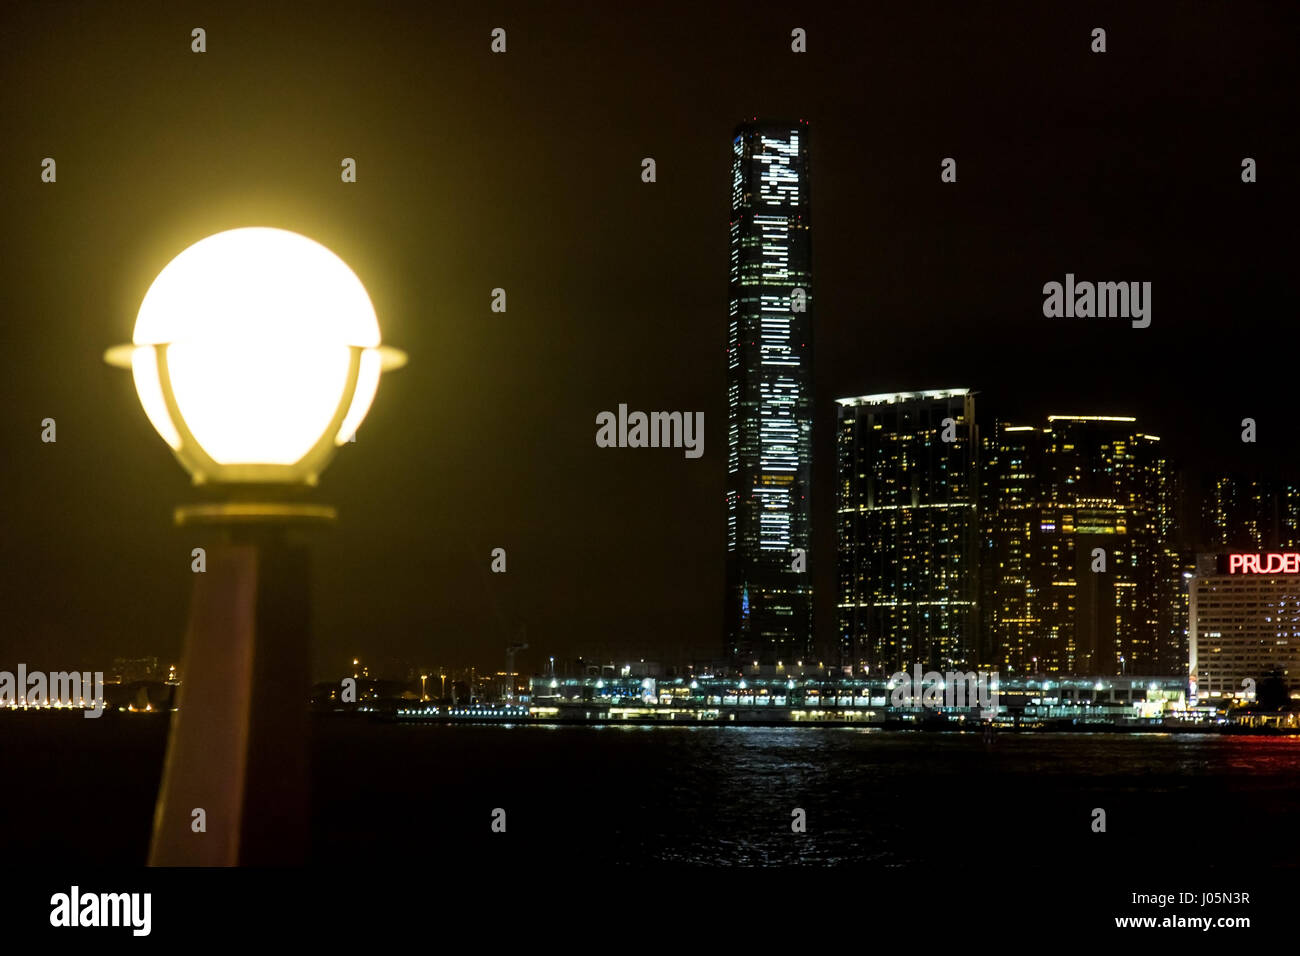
{"left": 1228, "top": 553, "right": 1300, "bottom": 574}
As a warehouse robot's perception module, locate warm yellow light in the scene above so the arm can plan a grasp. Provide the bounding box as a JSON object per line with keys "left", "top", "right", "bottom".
{"left": 167, "top": 338, "right": 353, "bottom": 465}
{"left": 131, "top": 345, "right": 182, "bottom": 450}
{"left": 107, "top": 227, "right": 404, "bottom": 484}
{"left": 335, "top": 347, "right": 382, "bottom": 445}
{"left": 135, "top": 227, "right": 376, "bottom": 465}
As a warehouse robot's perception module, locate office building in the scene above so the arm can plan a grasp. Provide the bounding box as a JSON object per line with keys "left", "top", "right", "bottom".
{"left": 981, "top": 415, "right": 1181, "bottom": 676}
{"left": 1202, "top": 475, "right": 1300, "bottom": 551}
{"left": 724, "top": 120, "right": 814, "bottom": 665}
{"left": 1189, "top": 552, "right": 1300, "bottom": 700}
{"left": 836, "top": 389, "right": 979, "bottom": 674}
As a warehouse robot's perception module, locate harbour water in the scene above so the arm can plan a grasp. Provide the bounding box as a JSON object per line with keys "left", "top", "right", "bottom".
{"left": 6, "top": 714, "right": 1300, "bottom": 867}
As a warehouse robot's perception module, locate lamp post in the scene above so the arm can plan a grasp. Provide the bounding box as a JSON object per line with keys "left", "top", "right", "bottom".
{"left": 105, "top": 227, "right": 405, "bottom": 865}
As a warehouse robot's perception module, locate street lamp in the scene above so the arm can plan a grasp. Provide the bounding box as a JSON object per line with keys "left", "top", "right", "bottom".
{"left": 106, "top": 227, "right": 405, "bottom": 865}
{"left": 105, "top": 227, "right": 406, "bottom": 488}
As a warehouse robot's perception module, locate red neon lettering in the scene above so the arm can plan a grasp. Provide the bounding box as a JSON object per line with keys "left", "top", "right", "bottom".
{"left": 1227, "top": 553, "right": 1300, "bottom": 573}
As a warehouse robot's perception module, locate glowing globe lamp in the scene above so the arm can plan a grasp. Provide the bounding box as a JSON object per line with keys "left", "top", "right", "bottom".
{"left": 105, "top": 227, "right": 405, "bottom": 485}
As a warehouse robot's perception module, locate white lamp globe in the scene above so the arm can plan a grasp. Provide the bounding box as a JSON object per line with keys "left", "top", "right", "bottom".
{"left": 106, "top": 227, "right": 405, "bottom": 485}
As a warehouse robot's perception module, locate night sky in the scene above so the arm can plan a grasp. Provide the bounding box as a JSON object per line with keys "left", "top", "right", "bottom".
{"left": 2, "top": 1, "right": 1296, "bottom": 677}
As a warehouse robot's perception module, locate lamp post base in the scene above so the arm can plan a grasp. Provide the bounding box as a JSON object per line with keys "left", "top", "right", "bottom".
{"left": 149, "top": 505, "right": 330, "bottom": 866}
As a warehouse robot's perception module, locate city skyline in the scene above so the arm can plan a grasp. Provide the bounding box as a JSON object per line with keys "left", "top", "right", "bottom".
{"left": 4, "top": 0, "right": 1300, "bottom": 927}
{"left": 3, "top": 2, "right": 1296, "bottom": 679}
{"left": 13, "top": 384, "right": 1299, "bottom": 681}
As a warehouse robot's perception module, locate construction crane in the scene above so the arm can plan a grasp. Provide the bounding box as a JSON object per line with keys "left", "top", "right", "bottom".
{"left": 505, "top": 641, "right": 528, "bottom": 702}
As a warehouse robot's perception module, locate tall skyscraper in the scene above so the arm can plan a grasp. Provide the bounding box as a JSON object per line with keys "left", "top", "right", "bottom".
{"left": 1201, "top": 474, "right": 1300, "bottom": 551}
{"left": 836, "top": 389, "right": 980, "bottom": 675}
{"left": 724, "top": 120, "right": 814, "bottom": 665}
{"left": 981, "top": 415, "right": 1182, "bottom": 676}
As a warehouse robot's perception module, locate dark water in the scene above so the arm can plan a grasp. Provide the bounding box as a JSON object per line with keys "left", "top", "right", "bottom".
{"left": 6, "top": 713, "right": 1300, "bottom": 867}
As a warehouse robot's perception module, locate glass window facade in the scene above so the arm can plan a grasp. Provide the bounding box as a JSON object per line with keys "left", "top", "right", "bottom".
{"left": 724, "top": 121, "right": 814, "bottom": 665}
{"left": 836, "top": 390, "right": 979, "bottom": 675}
{"left": 980, "top": 416, "right": 1183, "bottom": 676}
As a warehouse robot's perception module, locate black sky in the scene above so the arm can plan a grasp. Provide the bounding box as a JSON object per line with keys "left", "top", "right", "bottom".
{"left": 2, "top": 0, "right": 1297, "bottom": 678}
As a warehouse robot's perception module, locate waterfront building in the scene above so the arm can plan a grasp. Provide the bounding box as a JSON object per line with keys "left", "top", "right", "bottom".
{"left": 836, "top": 389, "right": 979, "bottom": 675}
{"left": 526, "top": 672, "right": 1188, "bottom": 725}
{"left": 980, "top": 415, "right": 1181, "bottom": 676}
{"left": 1189, "top": 551, "right": 1300, "bottom": 701}
{"left": 724, "top": 120, "right": 815, "bottom": 665}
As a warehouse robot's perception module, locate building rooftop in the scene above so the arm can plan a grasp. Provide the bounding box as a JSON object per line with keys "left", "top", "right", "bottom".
{"left": 836, "top": 388, "right": 970, "bottom": 407}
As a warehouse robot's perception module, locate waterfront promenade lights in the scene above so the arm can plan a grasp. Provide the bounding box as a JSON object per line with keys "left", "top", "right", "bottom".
{"left": 105, "top": 227, "right": 405, "bottom": 865}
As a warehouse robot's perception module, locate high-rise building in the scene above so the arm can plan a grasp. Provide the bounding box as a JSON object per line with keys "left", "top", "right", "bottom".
{"left": 724, "top": 120, "right": 814, "bottom": 665}
{"left": 1201, "top": 475, "right": 1300, "bottom": 551}
{"left": 836, "top": 389, "right": 980, "bottom": 675}
{"left": 1189, "top": 552, "right": 1300, "bottom": 700}
{"left": 980, "top": 416, "right": 1182, "bottom": 676}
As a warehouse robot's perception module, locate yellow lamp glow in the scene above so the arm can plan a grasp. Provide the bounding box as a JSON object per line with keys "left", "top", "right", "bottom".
{"left": 106, "top": 227, "right": 405, "bottom": 484}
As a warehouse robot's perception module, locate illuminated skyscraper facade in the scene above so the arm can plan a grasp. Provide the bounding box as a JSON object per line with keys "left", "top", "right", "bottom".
{"left": 724, "top": 121, "right": 814, "bottom": 665}
{"left": 836, "top": 389, "right": 980, "bottom": 675}
{"left": 980, "top": 416, "right": 1182, "bottom": 676}
{"left": 1202, "top": 475, "right": 1300, "bottom": 551}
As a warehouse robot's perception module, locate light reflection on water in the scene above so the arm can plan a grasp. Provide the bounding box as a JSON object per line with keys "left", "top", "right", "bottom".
{"left": 12, "top": 715, "right": 1298, "bottom": 866}
{"left": 314, "top": 723, "right": 1300, "bottom": 866}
